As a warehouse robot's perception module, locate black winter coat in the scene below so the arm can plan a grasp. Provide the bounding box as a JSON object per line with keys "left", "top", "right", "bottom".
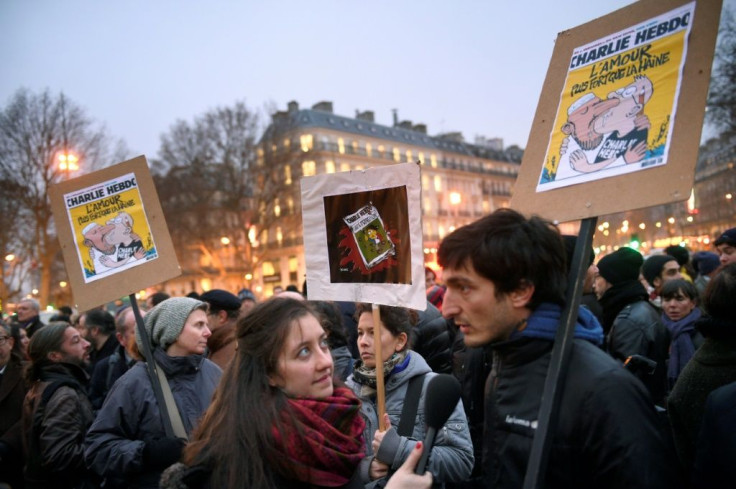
{"left": 483, "top": 336, "right": 682, "bottom": 489}
{"left": 411, "top": 302, "right": 454, "bottom": 374}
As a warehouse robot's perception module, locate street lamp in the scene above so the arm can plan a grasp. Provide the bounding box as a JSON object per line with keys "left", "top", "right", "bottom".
{"left": 58, "top": 152, "right": 79, "bottom": 179}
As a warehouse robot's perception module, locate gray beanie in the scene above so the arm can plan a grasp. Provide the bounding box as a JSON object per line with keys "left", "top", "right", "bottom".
{"left": 136, "top": 297, "right": 207, "bottom": 354}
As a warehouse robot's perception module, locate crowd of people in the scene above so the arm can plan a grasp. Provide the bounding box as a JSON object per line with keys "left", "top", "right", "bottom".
{"left": 0, "top": 212, "right": 734, "bottom": 489}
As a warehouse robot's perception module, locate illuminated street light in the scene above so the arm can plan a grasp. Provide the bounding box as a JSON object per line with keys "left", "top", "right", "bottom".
{"left": 220, "top": 236, "right": 231, "bottom": 245}
{"left": 58, "top": 152, "right": 79, "bottom": 171}
{"left": 4, "top": 254, "right": 14, "bottom": 262}
{"left": 639, "top": 223, "right": 646, "bottom": 230}
{"left": 668, "top": 217, "right": 676, "bottom": 224}
{"left": 245, "top": 273, "right": 253, "bottom": 281}
{"left": 727, "top": 193, "right": 733, "bottom": 200}
{"left": 59, "top": 281, "right": 68, "bottom": 288}
{"left": 449, "top": 191, "right": 462, "bottom": 205}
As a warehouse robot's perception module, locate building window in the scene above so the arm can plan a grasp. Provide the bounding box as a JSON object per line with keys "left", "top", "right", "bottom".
{"left": 352, "top": 140, "right": 359, "bottom": 154}
{"left": 338, "top": 138, "right": 345, "bottom": 154}
{"left": 274, "top": 198, "right": 281, "bottom": 217}
{"left": 276, "top": 227, "right": 283, "bottom": 244}
{"left": 287, "top": 197, "right": 294, "bottom": 213}
{"left": 418, "top": 152, "right": 424, "bottom": 164}
{"left": 302, "top": 160, "right": 316, "bottom": 176}
{"left": 378, "top": 145, "right": 385, "bottom": 158}
{"left": 422, "top": 174, "right": 429, "bottom": 191}
{"left": 300, "top": 134, "right": 313, "bottom": 152}
{"left": 289, "top": 256, "right": 299, "bottom": 272}
{"left": 434, "top": 175, "right": 442, "bottom": 192}
{"left": 325, "top": 160, "right": 336, "bottom": 174}
{"left": 430, "top": 154, "right": 438, "bottom": 168}
{"left": 262, "top": 260, "right": 275, "bottom": 276}
{"left": 366, "top": 143, "right": 372, "bottom": 157}
{"left": 393, "top": 147, "right": 400, "bottom": 162}
{"left": 406, "top": 150, "right": 413, "bottom": 162}
{"left": 284, "top": 138, "right": 291, "bottom": 151}
{"left": 284, "top": 165, "right": 292, "bottom": 185}
{"left": 341, "top": 162, "right": 351, "bottom": 172}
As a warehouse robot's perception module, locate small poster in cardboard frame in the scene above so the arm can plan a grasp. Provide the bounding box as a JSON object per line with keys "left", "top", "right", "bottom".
{"left": 301, "top": 162, "right": 426, "bottom": 310}
{"left": 49, "top": 155, "right": 180, "bottom": 311}
{"left": 511, "top": 0, "right": 722, "bottom": 223}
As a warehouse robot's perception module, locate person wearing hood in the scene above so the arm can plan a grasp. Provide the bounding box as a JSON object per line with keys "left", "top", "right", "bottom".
{"left": 84, "top": 297, "right": 222, "bottom": 489}
{"left": 439, "top": 209, "right": 679, "bottom": 489}
{"left": 594, "top": 247, "right": 670, "bottom": 406}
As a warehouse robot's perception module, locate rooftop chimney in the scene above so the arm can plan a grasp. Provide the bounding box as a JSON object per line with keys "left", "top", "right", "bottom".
{"left": 356, "top": 110, "right": 375, "bottom": 123}
{"left": 287, "top": 101, "right": 299, "bottom": 113}
{"left": 312, "top": 101, "right": 333, "bottom": 113}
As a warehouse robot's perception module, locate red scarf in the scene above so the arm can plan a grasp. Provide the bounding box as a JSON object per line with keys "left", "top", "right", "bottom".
{"left": 271, "top": 386, "right": 365, "bottom": 487}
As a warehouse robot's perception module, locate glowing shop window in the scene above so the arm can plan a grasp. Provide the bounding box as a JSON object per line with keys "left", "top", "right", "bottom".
{"left": 393, "top": 148, "right": 400, "bottom": 162}
{"left": 434, "top": 175, "right": 442, "bottom": 192}
{"left": 325, "top": 160, "right": 336, "bottom": 174}
{"left": 300, "top": 134, "right": 313, "bottom": 152}
{"left": 302, "top": 161, "right": 316, "bottom": 176}
{"left": 338, "top": 138, "right": 345, "bottom": 154}
{"left": 341, "top": 162, "right": 351, "bottom": 172}
{"left": 430, "top": 154, "right": 438, "bottom": 168}
{"left": 366, "top": 143, "right": 372, "bottom": 157}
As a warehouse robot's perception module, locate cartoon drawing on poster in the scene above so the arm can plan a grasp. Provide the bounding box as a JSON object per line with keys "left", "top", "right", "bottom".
{"left": 323, "top": 186, "right": 411, "bottom": 284}
{"left": 537, "top": 2, "right": 695, "bottom": 192}
{"left": 63, "top": 172, "right": 158, "bottom": 283}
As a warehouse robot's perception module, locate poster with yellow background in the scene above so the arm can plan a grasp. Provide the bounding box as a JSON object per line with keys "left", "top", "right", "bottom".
{"left": 537, "top": 1, "right": 694, "bottom": 191}
{"left": 64, "top": 171, "right": 158, "bottom": 283}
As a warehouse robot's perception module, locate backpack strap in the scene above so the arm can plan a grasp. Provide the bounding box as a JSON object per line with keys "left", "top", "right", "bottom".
{"left": 397, "top": 374, "right": 425, "bottom": 437}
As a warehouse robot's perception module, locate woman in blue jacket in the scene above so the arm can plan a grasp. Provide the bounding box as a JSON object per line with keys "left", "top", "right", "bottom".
{"left": 84, "top": 297, "right": 222, "bottom": 489}
{"left": 346, "top": 303, "right": 473, "bottom": 488}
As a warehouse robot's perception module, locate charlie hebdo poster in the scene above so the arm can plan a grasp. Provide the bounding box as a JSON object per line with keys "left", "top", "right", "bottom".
{"left": 50, "top": 156, "right": 180, "bottom": 311}
{"left": 64, "top": 172, "right": 157, "bottom": 282}
{"left": 301, "top": 162, "right": 425, "bottom": 310}
{"left": 537, "top": 2, "right": 694, "bottom": 191}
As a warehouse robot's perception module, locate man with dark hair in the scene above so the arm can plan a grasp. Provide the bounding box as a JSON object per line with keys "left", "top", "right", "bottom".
{"left": 146, "top": 291, "right": 170, "bottom": 310}
{"left": 642, "top": 254, "right": 682, "bottom": 309}
{"left": 88, "top": 307, "right": 140, "bottom": 409}
{"left": 80, "top": 309, "right": 117, "bottom": 373}
{"left": 0, "top": 323, "right": 28, "bottom": 489}
{"left": 14, "top": 298, "right": 45, "bottom": 337}
{"left": 594, "top": 247, "right": 669, "bottom": 406}
{"left": 438, "top": 208, "right": 678, "bottom": 488}
{"left": 665, "top": 245, "right": 694, "bottom": 282}
{"left": 713, "top": 227, "right": 736, "bottom": 267}
{"left": 21, "top": 322, "right": 96, "bottom": 488}
{"left": 199, "top": 289, "right": 240, "bottom": 369}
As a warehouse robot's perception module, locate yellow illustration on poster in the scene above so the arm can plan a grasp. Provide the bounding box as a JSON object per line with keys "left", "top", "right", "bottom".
{"left": 537, "top": 1, "right": 694, "bottom": 192}
{"left": 63, "top": 172, "right": 158, "bottom": 283}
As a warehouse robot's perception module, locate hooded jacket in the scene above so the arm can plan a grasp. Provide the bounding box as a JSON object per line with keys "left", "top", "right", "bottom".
{"left": 84, "top": 348, "right": 221, "bottom": 489}
{"left": 482, "top": 304, "right": 680, "bottom": 489}
{"left": 346, "top": 350, "right": 473, "bottom": 487}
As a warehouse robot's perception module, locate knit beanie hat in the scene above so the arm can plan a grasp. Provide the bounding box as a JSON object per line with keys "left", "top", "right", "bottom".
{"left": 642, "top": 254, "right": 677, "bottom": 287}
{"left": 597, "top": 247, "right": 643, "bottom": 285}
{"left": 692, "top": 251, "right": 721, "bottom": 276}
{"left": 136, "top": 297, "right": 207, "bottom": 354}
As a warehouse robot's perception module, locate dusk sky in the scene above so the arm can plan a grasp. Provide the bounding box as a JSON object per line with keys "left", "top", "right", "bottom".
{"left": 1, "top": 0, "right": 728, "bottom": 161}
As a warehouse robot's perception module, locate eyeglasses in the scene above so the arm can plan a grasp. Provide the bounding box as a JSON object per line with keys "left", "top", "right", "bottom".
{"left": 0, "top": 336, "right": 10, "bottom": 346}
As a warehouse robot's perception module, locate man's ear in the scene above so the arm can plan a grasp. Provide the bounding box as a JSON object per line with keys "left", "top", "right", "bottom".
{"left": 509, "top": 282, "right": 535, "bottom": 309}
{"left": 47, "top": 351, "right": 62, "bottom": 362}
{"left": 217, "top": 310, "right": 228, "bottom": 324}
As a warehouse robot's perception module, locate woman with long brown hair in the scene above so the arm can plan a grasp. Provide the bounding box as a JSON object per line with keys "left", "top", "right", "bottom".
{"left": 162, "top": 298, "right": 431, "bottom": 489}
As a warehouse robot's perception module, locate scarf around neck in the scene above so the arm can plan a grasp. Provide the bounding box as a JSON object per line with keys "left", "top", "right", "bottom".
{"left": 351, "top": 350, "right": 410, "bottom": 396}
{"left": 662, "top": 307, "right": 702, "bottom": 386}
{"left": 509, "top": 302, "right": 604, "bottom": 346}
{"left": 271, "top": 386, "right": 365, "bottom": 487}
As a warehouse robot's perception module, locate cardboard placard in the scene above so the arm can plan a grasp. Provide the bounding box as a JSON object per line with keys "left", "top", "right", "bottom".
{"left": 301, "top": 162, "right": 426, "bottom": 310}
{"left": 49, "top": 155, "right": 180, "bottom": 311}
{"left": 511, "top": 0, "right": 722, "bottom": 222}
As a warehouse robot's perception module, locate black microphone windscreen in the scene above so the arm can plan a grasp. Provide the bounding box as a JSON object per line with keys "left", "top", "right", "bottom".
{"left": 424, "top": 374, "right": 462, "bottom": 429}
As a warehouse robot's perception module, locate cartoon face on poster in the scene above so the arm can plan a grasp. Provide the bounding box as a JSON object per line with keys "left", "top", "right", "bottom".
{"left": 63, "top": 172, "right": 158, "bottom": 283}
{"left": 537, "top": 2, "right": 694, "bottom": 192}
{"left": 301, "top": 162, "right": 425, "bottom": 310}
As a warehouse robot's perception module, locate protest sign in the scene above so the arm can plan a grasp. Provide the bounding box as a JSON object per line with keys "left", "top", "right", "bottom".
{"left": 512, "top": 0, "right": 722, "bottom": 222}
{"left": 49, "top": 155, "right": 180, "bottom": 311}
{"left": 301, "top": 162, "right": 425, "bottom": 310}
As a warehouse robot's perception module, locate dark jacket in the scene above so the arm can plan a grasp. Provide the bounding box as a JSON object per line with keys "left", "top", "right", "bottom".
{"left": 21, "top": 362, "right": 96, "bottom": 489}
{"left": 411, "top": 302, "right": 454, "bottom": 374}
{"left": 88, "top": 344, "right": 136, "bottom": 410}
{"left": 87, "top": 333, "right": 118, "bottom": 375}
{"left": 0, "top": 358, "right": 28, "bottom": 489}
{"left": 601, "top": 283, "right": 670, "bottom": 405}
{"left": 23, "top": 316, "right": 45, "bottom": 338}
{"left": 483, "top": 336, "right": 681, "bottom": 489}
{"left": 85, "top": 348, "right": 221, "bottom": 489}
{"left": 691, "top": 381, "right": 736, "bottom": 489}
{"left": 668, "top": 336, "right": 736, "bottom": 477}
